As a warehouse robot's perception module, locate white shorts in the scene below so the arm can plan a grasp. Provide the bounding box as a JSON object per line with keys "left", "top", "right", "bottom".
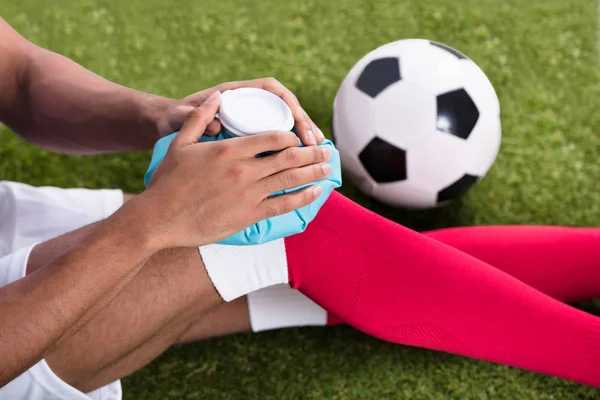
{"left": 0, "top": 181, "right": 124, "bottom": 400}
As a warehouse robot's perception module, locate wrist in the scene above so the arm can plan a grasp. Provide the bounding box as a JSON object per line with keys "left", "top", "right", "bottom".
{"left": 99, "top": 195, "right": 164, "bottom": 256}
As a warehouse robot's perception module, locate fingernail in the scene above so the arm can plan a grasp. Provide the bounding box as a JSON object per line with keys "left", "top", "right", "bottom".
{"left": 312, "top": 185, "right": 323, "bottom": 197}
{"left": 207, "top": 91, "right": 220, "bottom": 102}
{"left": 316, "top": 127, "right": 326, "bottom": 141}
{"left": 321, "top": 163, "right": 332, "bottom": 176}
{"left": 321, "top": 147, "right": 332, "bottom": 160}
{"left": 306, "top": 130, "right": 317, "bottom": 145}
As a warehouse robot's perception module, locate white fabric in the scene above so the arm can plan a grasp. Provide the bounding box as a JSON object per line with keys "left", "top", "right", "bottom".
{"left": 1, "top": 359, "right": 121, "bottom": 400}
{"left": 199, "top": 239, "right": 288, "bottom": 302}
{"left": 247, "top": 284, "right": 327, "bottom": 332}
{"left": 0, "top": 181, "right": 123, "bottom": 256}
{"left": 0, "top": 181, "right": 124, "bottom": 400}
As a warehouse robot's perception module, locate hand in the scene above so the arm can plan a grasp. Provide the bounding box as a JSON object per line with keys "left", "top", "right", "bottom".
{"left": 156, "top": 78, "right": 326, "bottom": 146}
{"left": 142, "top": 91, "right": 333, "bottom": 249}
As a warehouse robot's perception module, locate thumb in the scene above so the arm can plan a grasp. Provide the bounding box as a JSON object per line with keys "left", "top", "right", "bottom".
{"left": 157, "top": 104, "right": 195, "bottom": 136}
{"left": 171, "top": 91, "right": 221, "bottom": 148}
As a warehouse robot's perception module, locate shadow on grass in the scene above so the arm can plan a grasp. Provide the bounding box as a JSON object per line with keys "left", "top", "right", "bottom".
{"left": 337, "top": 180, "right": 477, "bottom": 232}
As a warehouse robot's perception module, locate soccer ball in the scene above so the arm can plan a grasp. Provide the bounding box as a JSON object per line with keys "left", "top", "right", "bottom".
{"left": 332, "top": 39, "right": 501, "bottom": 209}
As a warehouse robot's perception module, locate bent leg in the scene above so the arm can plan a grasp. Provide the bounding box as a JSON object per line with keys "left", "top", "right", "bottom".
{"left": 22, "top": 205, "right": 221, "bottom": 393}
{"left": 283, "top": 192, "right": 600, "bottom": 387}
{"left": 180, "top": 224, "right": 600, "bottom": 343}
{"left": 11, "top": 181, "right": 600, "bottom": 392}
{"left": 178, "top": 297, "right": 250, "bottom": 343}
{"left": 425, "top": 226, "right": 600, "bottom": 303}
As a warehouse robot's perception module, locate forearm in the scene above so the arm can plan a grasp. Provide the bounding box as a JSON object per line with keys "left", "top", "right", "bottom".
{"left": 0, "top": 199, "right": 157, "bottom": 385}
{"left": 0, "top": 18, "right": 177, "bottom": 154}
{"left": 14, "top": 49, "right": 176, "bottom": 154}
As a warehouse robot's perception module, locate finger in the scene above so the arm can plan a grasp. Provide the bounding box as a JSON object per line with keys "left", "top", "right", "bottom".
{"left": 205, "top": 119, "right": 222, "bottom": 136}
{"left": 258, "top": 185, "right": 323, "bottom": 220}
{"left": 254, "top": 145, "right": 332, "bottom": 178}
{"left": 313, "top": 123, "right": 326, "bottom": 143}
{"left": 260, "top": 162, "right": 332, "bottom": 196}
{"left": 295, "top": 117, "right": 317, "bottom": 146}
{"left": 171, "top": 91, "right": 221, "bottom": 148}
{"left": 166, "top": 105, "right": 196, "bottom": 134}
{"left": 290, "top": 107, "right": 318, "bottom": 146}
{"left": 256, "top": 78, "right": 320, "bottom": 146}
{"left": 233, "top": 131, "right": 301, "bottom": 157}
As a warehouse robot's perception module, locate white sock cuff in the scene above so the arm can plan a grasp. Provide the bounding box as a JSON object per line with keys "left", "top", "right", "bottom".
{"left": 247, "top": 284, "right": 327, "bottom": 332}
{"left": 198, "top": 239, "right": 288, "bottom": 302}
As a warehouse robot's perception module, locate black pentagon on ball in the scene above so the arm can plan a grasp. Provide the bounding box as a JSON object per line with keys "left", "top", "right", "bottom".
{"left": 436, "top": 89, "right": 480, "bottom": 140}
{"left": 437, "top": 174, "right": 479, "bottom": 203}
{"left": 355, "top": 57, "right": 401, "bottom": 98}
{"left": 359, "top": 136, "right": 407, "bottom": 183}
{"left": 429, "top": 41, "right": 469, "bottom": 60}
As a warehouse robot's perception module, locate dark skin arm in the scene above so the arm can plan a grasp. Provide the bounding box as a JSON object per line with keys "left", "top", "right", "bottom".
{"left": 0, "top": 17, "right": 171, "bottom": 154}
{"left": 0, "top": 18, "right": 329, "bottom": 384}
{"left": 0, "top": 18, "right": 324, "bottom": 155}
{"left": 0, "top": 93, "right": 331, "bottom": 385}
{"left": 0, "top": 206, "right": 155, "bottom": 385}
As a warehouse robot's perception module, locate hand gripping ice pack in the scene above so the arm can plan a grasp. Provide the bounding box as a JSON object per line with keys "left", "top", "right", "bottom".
{"left": 145, "top": 88, "right": 342, "bottom": 245}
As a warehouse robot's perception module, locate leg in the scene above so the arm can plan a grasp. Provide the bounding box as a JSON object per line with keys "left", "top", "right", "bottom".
{"left": 178, "top": 297, "right": 250, "bottom": 343}
{"left": 26, "top": 221, "right": 222, "bottom": 393}
{"left": 285, "top": 192, "right": 600, "bottom": 387}
{"left": 179, "top": 284, "right": 336, "bottom": 342}
{"left": 40, "top": 195, "right": 600, "bottom": 392}
{"left": 180, "top": 225, "right": 600, "bottom": 342}
{"left": 0, "top": 183, "right": 226, "bottom": 394}
{"left": 425, "top": 226, "right": 600, "bottom": 303}
{"left": 12, "top": 182, "right": 600, "bottom": 391}
{"left": 203, "top": 192, "right": 600, "bottom": 386}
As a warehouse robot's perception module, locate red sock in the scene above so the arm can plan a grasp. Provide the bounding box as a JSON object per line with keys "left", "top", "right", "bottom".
{"left": 322, "top": 226, "right": 600, "bottom": 326}
{"left": 326, "top": 226, "right": 600, "bottom": 324}
{"left": 285, "top": 192, "right": 600, "bottom": 387}
{"left": 425, "top": 226, "right": 600, "bottom": 303}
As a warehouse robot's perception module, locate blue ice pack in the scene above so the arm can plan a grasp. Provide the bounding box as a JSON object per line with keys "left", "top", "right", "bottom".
{"left": 144, "top": 131, "right": 342, "bottom": 246}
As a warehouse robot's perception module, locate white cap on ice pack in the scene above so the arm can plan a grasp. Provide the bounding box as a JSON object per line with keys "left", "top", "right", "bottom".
{"left": 218, "top": 88, "right": 294, "bottom": 137}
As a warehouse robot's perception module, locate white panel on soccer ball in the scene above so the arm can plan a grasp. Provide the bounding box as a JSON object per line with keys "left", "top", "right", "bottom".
{"left": 399, "top": 39, "right": 465, "bottom": 95}
{"left": 461, "top": 61, "right": 501, "bottom": 116}
{"left": 333, "top": 83, "right": 376, "bottom": 162}
{"left": 465, "top": 113, "right": 502, "bottom": 176}
{"left": 374, "top": 80, "right": 436, "bottom": 149}
{"left": 373, "top": 181, "right": 437, "bottom": 209}
{"left": 407, "top": 133, "right": 469, "bottom": 193}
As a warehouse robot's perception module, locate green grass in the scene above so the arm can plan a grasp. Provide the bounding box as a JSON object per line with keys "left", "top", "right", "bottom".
{"left": 1, "top": 0, "right": 599, "bottom": 398}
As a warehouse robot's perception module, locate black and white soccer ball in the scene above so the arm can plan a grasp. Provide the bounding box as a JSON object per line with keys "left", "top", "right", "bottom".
{"left": 333, "top": 39, "right": 501, "bottom": 208}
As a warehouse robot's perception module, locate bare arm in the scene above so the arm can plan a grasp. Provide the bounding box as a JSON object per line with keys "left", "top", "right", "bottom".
{"left": 0, "top": 94, "right": 330, "bottom": 385}
{"left": 0, "top": 18, "right": 327, "bottom": 154}
{"left": 0, "top": 199, "right": 156, "bottom": 385}
{"left": 0, "top": 17, "right": 176, "bottom": 154}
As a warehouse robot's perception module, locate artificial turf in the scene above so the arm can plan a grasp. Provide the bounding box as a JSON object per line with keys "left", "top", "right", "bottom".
{"left": 1, "top": 0, "right": 599, "bottom": 398}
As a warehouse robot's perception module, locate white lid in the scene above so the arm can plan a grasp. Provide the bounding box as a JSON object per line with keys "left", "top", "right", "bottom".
{"left": 218, "top": 88, "right": 294, "bottom": 137}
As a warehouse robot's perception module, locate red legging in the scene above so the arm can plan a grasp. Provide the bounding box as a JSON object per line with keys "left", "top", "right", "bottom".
{"left": 284, "top": 192, "right": 600, "bottom": 387}
{"left": 425, "top": 225, "right": 600, "bottom": 303}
